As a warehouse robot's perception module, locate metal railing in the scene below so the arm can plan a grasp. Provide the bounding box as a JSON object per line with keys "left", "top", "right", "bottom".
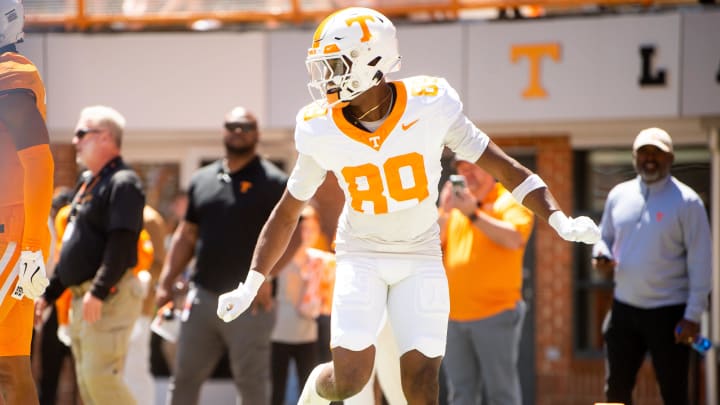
{"left": 24, "top": 0, "right": 693, "bottom": 31}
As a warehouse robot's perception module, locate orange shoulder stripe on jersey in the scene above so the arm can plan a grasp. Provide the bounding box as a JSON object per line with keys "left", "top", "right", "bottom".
{"left": 17, "top": 144, "right": 54, "bottom": 253}
{"left": 132, "top": 229, "right": 154, "bottom": 275}
{"left": 302, "top": 103, "right": 329, "bottom": 121}
{"left": 331, "top": 81, "right": 407, "bottom": 151}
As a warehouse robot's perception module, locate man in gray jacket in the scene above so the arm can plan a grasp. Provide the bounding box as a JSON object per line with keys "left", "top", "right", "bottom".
{"left": 593, "top": 127, "right": 712, "bottom": 405}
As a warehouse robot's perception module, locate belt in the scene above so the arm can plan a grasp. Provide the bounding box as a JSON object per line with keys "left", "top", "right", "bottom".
{"left": 69, "top": 280, "right": 93, "bottom": 298}
{"left": 68, "top": 269, "right": 133, "bottom": 298}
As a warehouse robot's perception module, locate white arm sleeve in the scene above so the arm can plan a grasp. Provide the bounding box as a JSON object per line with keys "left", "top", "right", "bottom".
{"left": 439, "top": 83, "right": 489, "bottom": 162}
{"left": 445, "top": 113, "right": 489, "bottom": 163}
{"left": 287, "top": 153, "right": 327, "bottom": 202}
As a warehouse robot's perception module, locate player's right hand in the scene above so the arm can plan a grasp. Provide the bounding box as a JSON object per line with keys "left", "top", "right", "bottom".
{"left": 18, "top": 250, "right": 49, "bottom": 300}
{"left": 216, "top": 270, "right": 266, "bottom": 323}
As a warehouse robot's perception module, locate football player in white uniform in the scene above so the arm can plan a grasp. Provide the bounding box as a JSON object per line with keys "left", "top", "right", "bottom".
{"left": 217, "top": 7, "right": 600, "bottom": 405}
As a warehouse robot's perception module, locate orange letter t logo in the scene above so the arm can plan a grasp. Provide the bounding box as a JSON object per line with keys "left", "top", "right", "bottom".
{"left": 346, "top": 15, "right": 376, "bottom": 42}
{"left": 511, "top": 43, "right": 562, "bottom": 99}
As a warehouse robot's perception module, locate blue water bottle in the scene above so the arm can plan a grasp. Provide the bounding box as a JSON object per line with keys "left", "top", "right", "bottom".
{"left": 691, "top": 336, "right": 712, "bottom": 355}
{"left": 676, "top": 325, "right": 712, "bottom": 355}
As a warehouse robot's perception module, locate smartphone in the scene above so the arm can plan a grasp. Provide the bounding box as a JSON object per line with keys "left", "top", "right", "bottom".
{"left": 449, "top": 174, "right": 466, "bottom": 196}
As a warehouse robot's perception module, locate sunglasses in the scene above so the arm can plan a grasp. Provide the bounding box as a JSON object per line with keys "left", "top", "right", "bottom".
{"left": 224, "top": 122, "right": 257, "bottom": 132}
{"left": 75, "top": 128, "right": 104, "bottom": 139}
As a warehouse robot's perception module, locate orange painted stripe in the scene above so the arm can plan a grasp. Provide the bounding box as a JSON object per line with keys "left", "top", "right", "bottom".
{"left": 323, "top": 44, "right": 340, "bottom": 54}
{"left": 311, "top": 9, "right": 344, "bottom": 50}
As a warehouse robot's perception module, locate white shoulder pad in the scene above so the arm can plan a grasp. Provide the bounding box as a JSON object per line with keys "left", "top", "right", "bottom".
{"left": 294, "top": 102, "right": 331, "bottom": 156}
{"left": 400, "top": 75, "right": 463, "bottom": 118}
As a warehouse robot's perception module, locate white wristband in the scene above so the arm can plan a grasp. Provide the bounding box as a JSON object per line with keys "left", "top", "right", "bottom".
{"left": 511, "top": 174, "right": 547, "bottom": 204}
{"left": 242, "top": 270, "right": 266, "bottom": 294}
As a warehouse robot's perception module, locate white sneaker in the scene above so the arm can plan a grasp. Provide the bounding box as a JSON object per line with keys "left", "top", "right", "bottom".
{"left": 298, "top": 363, "right": 331, "bottom": 405}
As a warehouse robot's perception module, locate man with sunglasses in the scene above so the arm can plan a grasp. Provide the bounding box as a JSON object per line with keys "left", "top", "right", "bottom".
{"left": 156, "top": 107, "right": 292, "bottom": 405}
{"left": 37, "top": 105, "right": 145, "bottom": 405}
{"left": 0, "top": 1, "right": 55, "bottom": 403}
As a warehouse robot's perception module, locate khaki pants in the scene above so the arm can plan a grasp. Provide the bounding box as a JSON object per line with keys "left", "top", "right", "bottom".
{"left": 69, "top": 271, "right": 143, "bottom": 405}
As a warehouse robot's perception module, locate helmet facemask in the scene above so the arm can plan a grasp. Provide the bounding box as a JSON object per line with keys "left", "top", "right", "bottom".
{"left": 306, "top": 55, "right": 353, "bottom": 107}
{"left": 306, "top": 8, "right": 401, "bottom": 109}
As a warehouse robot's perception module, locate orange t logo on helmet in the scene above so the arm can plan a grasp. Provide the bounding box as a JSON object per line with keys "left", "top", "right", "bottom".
{"left": 346, "top": 15, "right": 375, "bottom": 42}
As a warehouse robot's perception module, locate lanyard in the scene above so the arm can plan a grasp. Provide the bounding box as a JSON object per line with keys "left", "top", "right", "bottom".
{"left": 67, "top": 157, "right": 122, "bottom": 224}
{"left": 67, "top": 174, "right": 99, "bottom": 224}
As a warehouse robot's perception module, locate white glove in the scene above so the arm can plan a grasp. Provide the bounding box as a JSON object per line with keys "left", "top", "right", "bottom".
{"left": 216, "top": 270, "right": 265, "bottom": 323}
{"left": 57, "top": 324, "right": 72, "bottom": 347}
{"left": 549, "top": 211, "right": 601, "bottom": 245}
{"left": 17, "top": 250, "right": 49, "bottom": 300}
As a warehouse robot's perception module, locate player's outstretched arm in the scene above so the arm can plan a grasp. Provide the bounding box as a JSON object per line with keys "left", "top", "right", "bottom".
{"left": 476, "top": 140, "right": 599, "bottom": 244}
{"left": 1, "top": 90, "right": 54, "bottom": 299}
{"left": 217, "top": 190, "right": 307, "bottom": 322}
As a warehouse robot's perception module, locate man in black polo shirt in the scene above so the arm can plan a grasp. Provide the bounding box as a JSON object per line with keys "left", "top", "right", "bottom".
{"left": 37, "top": 105, "right": 145, "bottom": 405}
{"left": 156, "top": 106, "right": 289, "bottom": 405}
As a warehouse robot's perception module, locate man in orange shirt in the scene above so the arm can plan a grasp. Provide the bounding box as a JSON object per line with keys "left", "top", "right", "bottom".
{"left": 0, "top": 1, "right": 55, "bottom": 403}
{"left": 439, "top": 160, "right": 534, "bottom": 405}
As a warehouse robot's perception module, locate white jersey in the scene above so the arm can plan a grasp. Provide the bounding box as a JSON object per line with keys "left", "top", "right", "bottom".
{"left": 288, "top": 76, "right": 489, "bottom": 255}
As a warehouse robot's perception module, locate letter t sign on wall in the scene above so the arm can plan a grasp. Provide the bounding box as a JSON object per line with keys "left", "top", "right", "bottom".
{"left": 510, "top": 43, "right": 562, "bottom": 99}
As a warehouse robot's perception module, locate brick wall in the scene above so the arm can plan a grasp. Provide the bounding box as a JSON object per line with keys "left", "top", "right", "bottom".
{"left": 50, "top": 143, "right": 78, "bottom": 190}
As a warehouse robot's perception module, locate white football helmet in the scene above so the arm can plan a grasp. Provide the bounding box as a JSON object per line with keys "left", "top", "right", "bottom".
{"left": 306, "top": 7, "right": 401, "bottom": 108}
{"left": 0, "top": 0, "right": 23, "bottom": 49}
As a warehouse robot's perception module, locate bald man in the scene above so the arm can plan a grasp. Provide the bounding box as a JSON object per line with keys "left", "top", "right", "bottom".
{"left": 156, "top": 107, "right": 294, "bottom": 405}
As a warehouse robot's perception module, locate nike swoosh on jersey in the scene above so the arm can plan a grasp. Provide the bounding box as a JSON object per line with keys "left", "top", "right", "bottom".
{"left": 402, "top": 119, "right": 419, "bottom": 131}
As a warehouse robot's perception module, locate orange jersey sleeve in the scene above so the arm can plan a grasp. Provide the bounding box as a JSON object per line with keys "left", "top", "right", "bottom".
{"left": 55, "top": 205, "right": 71, "bottom": 242}
{"left": 1, "top": 52, "right": 52, "bottom": 255}
{"left": 132, "top": 229, "right": 154, "bottom": 275}
{"left": 53, "top": 205, "right": 73, "bottom": 326}
{"left": 55, "top": 289, "right": 72, "bottom": 326}
{"left": 17, "top": 144, "right": 54, "bottom": 253}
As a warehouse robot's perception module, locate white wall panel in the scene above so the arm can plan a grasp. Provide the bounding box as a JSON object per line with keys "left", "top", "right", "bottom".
{"left": 42, "top": 32, "right": 266, "bottom": 131}
{"left": 395, "top": 24, "right": 465, "bottom": 97}
{"left": 466, "top": 14, "right": 681, "bottom": 122}
{"left": 680, "top": 10, "right": 720, "bottom": 117}
{"left": 17, "top": 11, "right": 718, "bottom": 137}
{"left": 267, "top": 28, "right": 315, "bottom": 129}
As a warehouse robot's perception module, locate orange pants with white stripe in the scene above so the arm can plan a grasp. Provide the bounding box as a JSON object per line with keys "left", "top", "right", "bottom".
{"left": 0, "top": 204, "right": 35, "bottom": 356}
